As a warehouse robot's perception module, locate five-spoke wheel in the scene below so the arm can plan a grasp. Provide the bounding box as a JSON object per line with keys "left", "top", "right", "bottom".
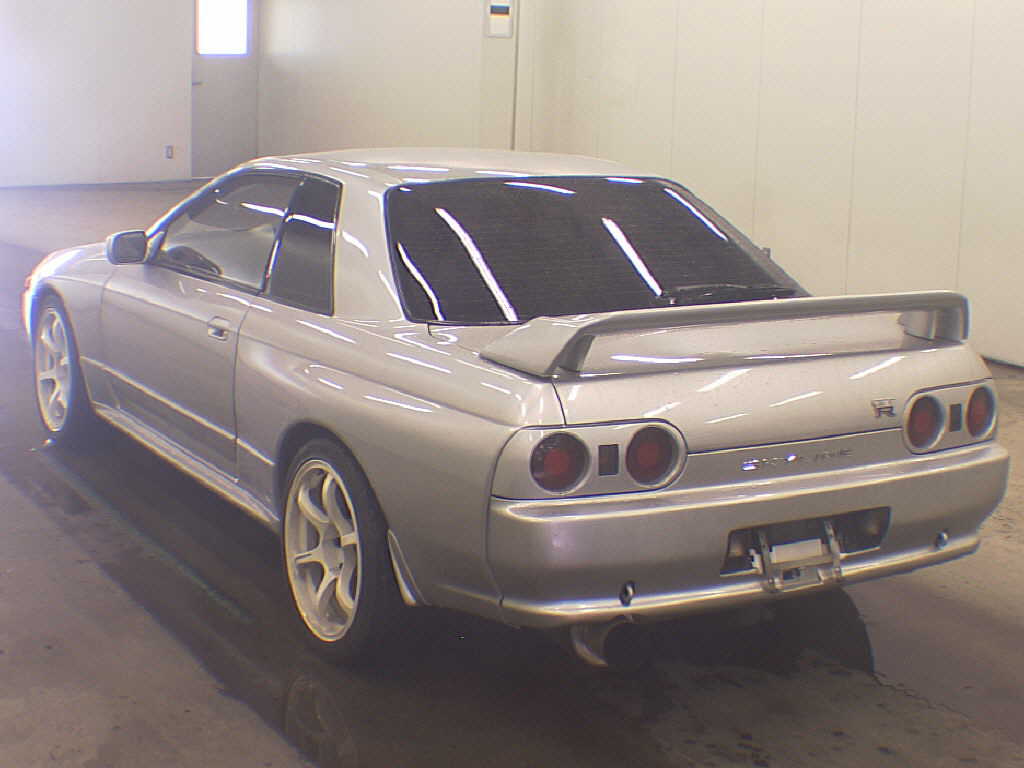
{"left": 282, "top": 439, "right": 398, "bottom": 659}
{"left": 33, "top": 297, "right": 93, "bottom": 443}
{"left": 285, "top": 458, "right": 362, "bottom": 641}
{"left": 35, "top": 305, "right": 72, "bottom": 432}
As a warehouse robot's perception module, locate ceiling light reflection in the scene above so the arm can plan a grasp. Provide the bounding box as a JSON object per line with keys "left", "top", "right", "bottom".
{"left": 698, "top": 368, "right": 752, "bottom": 392}
{"left": 240, "top": 202, "right": 285, "bottom": 216}
{"left": 435, "top": 207, "right": 517, "bottom": 322}
{"left": 644, "top": 401, "right": 681, "bottom": 418}
{"left": 481, "top": 382, "right": 513, "bottom": 395}
{"left": 475, "top": 170, "right": 530, "bottom": 177}
{"left": 316, "top": 377, "right": 345, "bottom": 392}
{"left": 296, "top": 319, "right": 356, "bottom": 344}
{"left": 769, "top": 390, "right": 823, "bottom": 408}
{"left": 364, "top": 395, "right": 433, "bottom": 414}
{"left": 397, "top": 243, "right": 445, "bottom": 320}
{"left": 342, "top": 231, "right": 370, "bottom": 259}
{"left": 611, "top": 354, "right": 702, "bottom": 364}
{"left": 706, "top": 412, "right": 749, "bottom": 425}
{"left": 388, "top": 165, "right": 450, "bottom": 173}
{"left": 505, "top": 181, "right": 576, "bottom": 195}
{"left": 849, "top": 355, "right": 904, "bottom": 380}
{"left": 664, "top": 188, "right": 728, "bottom": 241}
{"left": 393, "top": 331, "right": 453, "bottom": 356}
{"left": 386, "top": 352, "right": 451, "bottom": 374}
{"left": 602, "top": 218, "right": 662, "bottom": 296}
{"left": 329, "top": 167, "right": 370, "bottom": 179}
{"left": 289, "top": 213, "right": 333, "bottom": 230}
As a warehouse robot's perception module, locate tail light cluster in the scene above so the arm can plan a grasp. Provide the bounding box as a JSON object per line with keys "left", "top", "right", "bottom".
{"left": 903, "top": 383, "right": 996, "bottom": 454}
{"left": 494, "top": 421, "right": 687, "bottom": 499}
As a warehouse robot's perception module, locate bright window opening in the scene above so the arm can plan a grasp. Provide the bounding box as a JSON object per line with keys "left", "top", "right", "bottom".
{"left": 196, "top": 0, "right": 248, "bottom": 55}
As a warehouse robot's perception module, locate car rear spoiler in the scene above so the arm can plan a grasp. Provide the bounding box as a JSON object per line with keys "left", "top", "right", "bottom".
{"left": 479, "top": 291, "right": 969, "bottom": 377}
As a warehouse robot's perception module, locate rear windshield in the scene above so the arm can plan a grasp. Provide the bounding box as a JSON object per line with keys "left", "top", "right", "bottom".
{"left": 386, "top": 176, "right": 800, "bottom": 324}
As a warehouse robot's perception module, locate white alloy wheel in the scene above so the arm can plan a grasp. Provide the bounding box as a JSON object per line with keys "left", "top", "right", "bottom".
{"left": 284, "top": 457, "right": 363, "bottom": 642}
{"left": 34, "top": 305, "right": 74, "bottom": 433}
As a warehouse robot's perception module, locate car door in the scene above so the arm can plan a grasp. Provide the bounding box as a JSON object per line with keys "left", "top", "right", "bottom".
{"left": 100, "top": 172, "right": 300, "bottom": 474}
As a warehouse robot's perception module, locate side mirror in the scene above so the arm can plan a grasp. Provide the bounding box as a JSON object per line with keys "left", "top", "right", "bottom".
{"left": 106, "top": 230, "right": 148, "bottom": 264}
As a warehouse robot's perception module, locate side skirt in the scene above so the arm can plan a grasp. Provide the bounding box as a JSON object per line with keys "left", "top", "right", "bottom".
{"left": 95, "top": 403, "right": 282, "bottom": 532}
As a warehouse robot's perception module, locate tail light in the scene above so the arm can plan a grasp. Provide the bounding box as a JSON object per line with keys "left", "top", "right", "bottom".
{"left": 967, "top": 386, "right": 995, "bottom": 437}
{"left": 494, "top": 422, "right": 686, "bottom": 500}
{"left": 530, "top": 433, "right": 587, "bottom": 492}
{"left": 906, "top": 395, "right": 942, "bottom": 450}
{"left": 626, "top": 426, "right": 676, "bottom": 484}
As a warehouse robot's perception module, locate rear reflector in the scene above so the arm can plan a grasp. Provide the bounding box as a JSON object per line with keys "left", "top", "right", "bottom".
{"left": 598, "top": 443, "right": 619, "bottom": 476}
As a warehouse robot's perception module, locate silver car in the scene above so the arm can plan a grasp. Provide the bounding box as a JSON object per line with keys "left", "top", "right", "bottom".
{"left": 22, "top": 149, "right": 1009, "bottom": 666}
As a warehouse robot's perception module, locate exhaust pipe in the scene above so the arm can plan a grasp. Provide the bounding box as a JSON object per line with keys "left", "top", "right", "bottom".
{"left": 569, "top": 616, "right": 634, "bottom": 668}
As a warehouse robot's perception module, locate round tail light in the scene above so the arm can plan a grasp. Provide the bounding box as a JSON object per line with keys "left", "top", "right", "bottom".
{"left": 967, "top": 386, "right": 995, "bottom": 437}
{"left": 907, "top": 395, "right": 943, "bottom": 449}
{"left": 626, "top": 426, "right": 676, "bottom": 484}
{"left": 531, "top": 434, "right": 588, "bottom": 492}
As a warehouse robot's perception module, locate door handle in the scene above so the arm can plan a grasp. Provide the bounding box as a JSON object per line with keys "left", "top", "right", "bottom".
{"left": 207, "top": 317, "right": 231, "bottom": 341}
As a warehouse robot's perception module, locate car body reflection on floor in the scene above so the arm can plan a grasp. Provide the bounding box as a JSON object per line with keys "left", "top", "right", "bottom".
{"left": 6, "top": 419, "right": 874, "bottom": 768}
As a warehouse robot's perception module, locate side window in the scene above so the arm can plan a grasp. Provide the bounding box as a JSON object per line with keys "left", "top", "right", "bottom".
{"left": 267, "top": 177, "right": 341, "bottom": 314}
{"left": 154, "top": 174, "right": 299, "bottom": 289}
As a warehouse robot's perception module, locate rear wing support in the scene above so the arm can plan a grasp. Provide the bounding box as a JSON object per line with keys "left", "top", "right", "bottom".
{"left": 479, "top": 291, "right": 969, "bottom": 378}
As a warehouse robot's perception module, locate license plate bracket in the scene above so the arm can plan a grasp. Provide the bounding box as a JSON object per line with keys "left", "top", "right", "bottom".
{"left": 756, "top": 520, "right": 843, "bottom": 592}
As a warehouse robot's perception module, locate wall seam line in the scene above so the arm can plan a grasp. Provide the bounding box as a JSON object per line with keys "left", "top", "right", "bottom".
{"left": 750, "top": 0, "right": 768, "bottom": 238}
{"left": 508, "top": 0, "right": 524, "bottom": 150}
{"left": 668, "top": 0, "right": 682, "bottom": 176}
{"left": 954, "top": 0, "right": 978, "bottom": 294}
{"left": 843, "top": 0, "right": 866, "bottom": 295}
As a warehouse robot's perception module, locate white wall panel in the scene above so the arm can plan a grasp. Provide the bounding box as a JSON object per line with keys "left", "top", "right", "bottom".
{"left": 670, "top": 0, "right": 764, "bottom": 233}
{"left": 518, "top": 0, "right": 676, "bottom": 174}
{"left": 753, "top": 0, "right": 860, "bottom": 295}
{"left": 957, "top": 0, "right": 1024, "bottom": 364}
{"left": 593, "top": 1, "right": 677, "bottom": 174}
{"left": 516, "top": 0, "right": 604, "bottom": 157}
{"left": 258, "top": 0, "right": 515, "bottom": 156}
{"left": 845, "top": 0, "right": 973, "bottom": 294}
{"left": 0, "top": 0, "right": 193, "bottom": 186}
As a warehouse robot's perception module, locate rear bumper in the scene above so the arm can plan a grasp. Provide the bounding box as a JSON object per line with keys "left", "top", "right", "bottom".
{"left": 487, "top": 441, "right": 1008, "bottom": 628}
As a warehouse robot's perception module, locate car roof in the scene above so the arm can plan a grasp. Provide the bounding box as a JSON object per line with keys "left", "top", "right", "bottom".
{"left": 240, "top": 148, "right": 638, "bottom": 191}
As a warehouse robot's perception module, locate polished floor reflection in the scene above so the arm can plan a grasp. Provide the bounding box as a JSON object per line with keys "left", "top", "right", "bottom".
{"left": 18, "top": 429, "right": 884, "bottom": 768}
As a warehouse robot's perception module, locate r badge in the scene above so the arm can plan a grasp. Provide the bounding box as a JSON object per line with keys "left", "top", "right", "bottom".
{"left": 872, "top": 398, "right": 896, "bottom": 418}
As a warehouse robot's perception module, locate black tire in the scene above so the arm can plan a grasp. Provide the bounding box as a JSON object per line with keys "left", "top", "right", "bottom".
{"left": 32, "top": 296, "right": 96, "bottom": 446}
{"left": 281, "top": 438, "right": 401, "bottom": 661}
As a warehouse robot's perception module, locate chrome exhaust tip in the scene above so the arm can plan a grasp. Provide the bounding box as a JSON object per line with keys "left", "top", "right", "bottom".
{"left": 569, "top": 616, "right": 635, "bottom": 668}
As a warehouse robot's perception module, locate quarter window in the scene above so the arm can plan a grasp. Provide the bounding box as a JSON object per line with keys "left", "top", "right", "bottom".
{"left": 268, "top": 178, "right": 340, "bottom": 315}
{"left": 154, "top": 174, "right": 298, "bottom": 290}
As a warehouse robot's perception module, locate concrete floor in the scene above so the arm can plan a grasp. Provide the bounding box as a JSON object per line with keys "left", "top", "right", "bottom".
{"left": 1, "top": 184, "right": 1023, "bottom": 767}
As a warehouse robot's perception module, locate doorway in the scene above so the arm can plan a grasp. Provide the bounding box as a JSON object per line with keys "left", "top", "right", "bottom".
{"left": 191, "top": 0, "right": 259, "bottom": 178}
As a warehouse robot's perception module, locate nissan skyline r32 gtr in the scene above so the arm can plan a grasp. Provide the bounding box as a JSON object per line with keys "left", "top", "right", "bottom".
{"left": 23, "top": 149, "right": 1009, "bottom": 666}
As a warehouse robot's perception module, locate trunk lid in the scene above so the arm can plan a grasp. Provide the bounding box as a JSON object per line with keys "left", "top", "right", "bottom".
{"left": 443, "top": 293, "right": 990, "bottom": 452}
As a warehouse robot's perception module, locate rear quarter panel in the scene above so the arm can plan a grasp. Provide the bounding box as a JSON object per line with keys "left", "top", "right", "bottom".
{"left": 234, "top": 300, "right": 563, "bottom": 618}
